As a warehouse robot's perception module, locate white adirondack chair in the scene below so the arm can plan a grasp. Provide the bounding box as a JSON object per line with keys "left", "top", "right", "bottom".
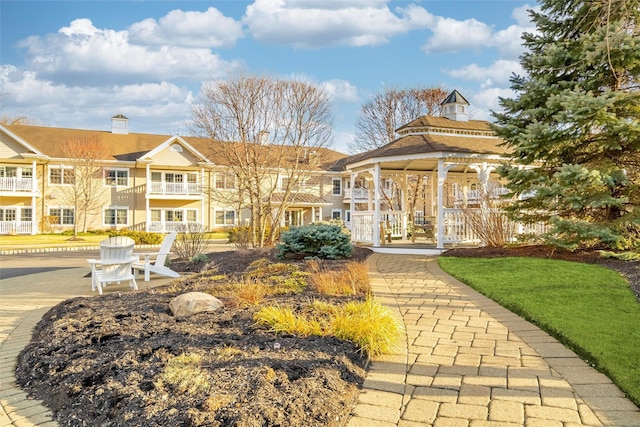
{"left": 87, "top": 236, "right": 138, "bottom": 295}
{"left": 133, "top": 231, "right": 180, "bottom": 281}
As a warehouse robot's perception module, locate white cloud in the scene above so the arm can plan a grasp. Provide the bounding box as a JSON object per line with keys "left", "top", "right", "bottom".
{"left": 443, "top": 60, "right": 525, "bottom": 87}
{"left": 422, "top": 17, "right": 493, "bottom": 53}
{"left": 129, "top": 7, "right": 243, "bottom": 48}
{"left": 16, "top": 18, "right": 245, "bottom": 86}
{"left": 243, "top": 0, "right": 433, "bottom": 48}
{"left": 470, "top": 87, "right": 517, "bottom": 120}
{"left": 1, "top": 66, "right": 194, "bottom": 134}
{"left": 422, "top": 4, "right": 538, "bottom": 58}
{"left": 321, "top": 79, "right": 359, "bottom": 103}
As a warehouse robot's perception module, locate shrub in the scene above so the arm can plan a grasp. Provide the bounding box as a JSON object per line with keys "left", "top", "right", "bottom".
{"left": 276, "top": 223, "right": 352, "bottom": 259}
{"left": 108, "top": 230, "right": 163, "bottom": 244}
{"left": 190, "top": 253, "right": 209, "bottom": 264}
{"left": 174, "top": 223, "right": 209, "bottom": 260}
{"left": 227, "top": 226, "right": 252, "bottom": 249}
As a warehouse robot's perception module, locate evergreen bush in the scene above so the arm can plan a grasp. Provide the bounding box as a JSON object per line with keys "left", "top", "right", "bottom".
{"left": 276, "top": 223, "right": 352, "bottom": 260}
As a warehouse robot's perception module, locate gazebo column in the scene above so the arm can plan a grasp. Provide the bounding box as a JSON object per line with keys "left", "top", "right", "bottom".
{"left": 372, "top": 163, "right": 381, "bottom": 247}
{"left": 400, "top": 174, "right": 409, "bottom": 239}
{"left": 436, "top": 159, "right": 455, "bottom": 249}
{"left": 349, "top": 173, "right": 356, "bottom": 230}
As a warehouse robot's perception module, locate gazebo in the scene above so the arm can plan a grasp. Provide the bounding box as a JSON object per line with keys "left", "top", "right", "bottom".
{"left": 343, "top": 90, "right": 516, "bottom": 250}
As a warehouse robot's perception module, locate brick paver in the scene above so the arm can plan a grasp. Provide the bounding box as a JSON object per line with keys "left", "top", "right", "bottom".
{"left": 347, "top": 253, "right": 640, "bottom": 427}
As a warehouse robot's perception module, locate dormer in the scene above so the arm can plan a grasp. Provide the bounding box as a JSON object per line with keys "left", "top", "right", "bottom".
{"left": 441, "top": 90, "right": 469, "bottom": 122}
{"left": 111, "top": 114, "right": 129, "bottom": 134}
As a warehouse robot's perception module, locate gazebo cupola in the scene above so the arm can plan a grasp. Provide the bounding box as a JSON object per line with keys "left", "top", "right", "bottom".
{"left": 441, "top": 90, "right": 470, "bottom": 122}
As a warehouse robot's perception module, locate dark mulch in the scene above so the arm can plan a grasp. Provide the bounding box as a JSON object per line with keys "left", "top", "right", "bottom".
{"left": 16, "top": 247, "right": 373, "bottom": 427}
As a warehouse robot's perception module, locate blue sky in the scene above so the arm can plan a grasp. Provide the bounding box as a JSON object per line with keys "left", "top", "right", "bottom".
{"left": 0, "top": 0, "right": 538, "bottom": 153}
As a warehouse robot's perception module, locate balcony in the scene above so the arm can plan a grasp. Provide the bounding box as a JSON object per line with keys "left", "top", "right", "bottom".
{"left": 148, "top": 182, "right": 202, "bottom": 197}
{"left": 0, "top": 177, "right": 36, "bottom": 193}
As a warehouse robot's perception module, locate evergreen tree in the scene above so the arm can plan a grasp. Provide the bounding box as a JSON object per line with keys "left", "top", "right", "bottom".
{"left": 494, "top": 0, "right": 640, "bottom": 249}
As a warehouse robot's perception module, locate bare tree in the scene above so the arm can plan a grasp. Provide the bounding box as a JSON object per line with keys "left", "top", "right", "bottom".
{"left": 351, "top": 85, "right": 448, "bottom": 153}
{"left": 57, "top": 136, "right": 109, "bottom": 238}
{"left": 191, "top": 75, "right": 334, "bottom": 247}
{"left": 352, "top": 86, "right": 447, "bottom": 216}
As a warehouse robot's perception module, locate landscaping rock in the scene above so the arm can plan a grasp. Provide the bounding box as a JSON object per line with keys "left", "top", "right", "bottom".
{"left": 169, "top": 292, "right": 223, "bottom": 318}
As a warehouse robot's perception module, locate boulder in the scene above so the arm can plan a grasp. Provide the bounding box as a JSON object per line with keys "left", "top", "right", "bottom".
{"left": 169, "top": 292, "right": 224, "bottom": 318}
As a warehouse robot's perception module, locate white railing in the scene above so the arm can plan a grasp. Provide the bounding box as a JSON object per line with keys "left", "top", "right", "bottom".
{"left": 344, "top": 188, "right": 394, "bottom": 201}
{"left": 0, "top": 221, "right": 33, "bottom": 234}
{"left": 148, "top": 221, "right": 202, "bottom": 233}
{"left": 149, "top": 182, "right": 201, "bottom": 196}
{"left": 380, "top": 211, "right": 405, "bottom": 237}
{"left": 0, "top": 177, "right": 35, "bottom": 192}
{"left": 344, "top": 188, "right": 368, "bottom": 201}
{"left": 454, "top": 187, "right": 510, "bottom": 205}
{"left": 442, "top": 209, "right": 481, "bottom": 243}
{"left": 351, "top": 207, "right": 549, "bottom": 246}
{"left": 350, "top": 212, "right": 373, "bottom": 242}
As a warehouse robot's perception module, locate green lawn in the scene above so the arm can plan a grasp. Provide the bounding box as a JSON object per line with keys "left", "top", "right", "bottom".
{"left": 0, "top": 232, "right": 229, "bottom": 250}
{"left": 0, "top": 233, "right": 110, "bottom": 249}
{"left": 438, "top": 256, "right": 640, "bottom": 407}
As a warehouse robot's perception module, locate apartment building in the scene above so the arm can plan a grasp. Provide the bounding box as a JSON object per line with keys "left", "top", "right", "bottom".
{"left": 1, "top": 91, "right": 519, "bottom": 248}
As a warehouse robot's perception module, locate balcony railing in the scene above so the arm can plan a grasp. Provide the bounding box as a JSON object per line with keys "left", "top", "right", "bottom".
{"left": 149, "top": 182, "right": 202, "bottom": 196}
{"left": 344, "top": 188, "right": 394, "bottom": 201}
{"left": 148, "top": 221, "right": 201, "bottom": 233}
{"left": 0, "top": 221, "right": 33, "bottom": 234}
{"left": 0, "top": 177, "right": 35, "bottom": 192}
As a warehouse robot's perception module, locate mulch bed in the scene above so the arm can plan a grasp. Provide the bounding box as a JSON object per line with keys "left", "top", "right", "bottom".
{"left": 16, "top": 246, "right": 373, "bottom": 427}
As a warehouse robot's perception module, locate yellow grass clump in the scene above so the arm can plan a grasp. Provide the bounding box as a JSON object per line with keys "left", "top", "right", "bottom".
{"left": 254, "top": 296, "right": 402, "bottom": 358}
{"left": 331, "top": 298, "right": 404, "bottom": 358}
{"left": 309, "top": 261, "right": 370, "bottom": 296}
{"left": 155, "top": 353, "right": 210, "bottom": 395}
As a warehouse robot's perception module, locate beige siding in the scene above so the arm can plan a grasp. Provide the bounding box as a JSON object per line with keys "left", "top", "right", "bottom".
{"left": 0, "top": 132, "right": 30, "bottom": 159}
{"left": 151, "top": 144, "right": 199, "bottom": 166}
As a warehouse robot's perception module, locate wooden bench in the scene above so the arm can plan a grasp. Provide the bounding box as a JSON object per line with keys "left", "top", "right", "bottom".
{"left": 411, "top": 218, "right": 435, "bottom": 243}
{"left": 380, "top": 220, "right": 392, "bottom": 245}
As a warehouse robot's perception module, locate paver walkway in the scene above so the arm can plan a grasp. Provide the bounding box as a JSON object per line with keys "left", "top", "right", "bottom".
{"left": 1, "top": 252, "right": 639, "bottom": 426}
{"left": 348, "top": 253, "right": 640, "bottom": 427}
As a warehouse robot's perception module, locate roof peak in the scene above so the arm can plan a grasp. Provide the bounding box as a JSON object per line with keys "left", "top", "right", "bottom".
{"left": 441, "top": 90, "right": 469, "bottom": 106}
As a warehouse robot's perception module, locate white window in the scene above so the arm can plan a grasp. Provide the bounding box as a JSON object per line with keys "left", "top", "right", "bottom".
{"left": 344, "top": 210, "right": 351, "bottom": 222}
{"left": 49, "top": 166, "right": 75, "bottom": 185}
{"left": 215, "top": 173, "right": 236, "bottom": 190}
{"left": 187, "top": 209, "right": 197, "bottom": 222}
{"left": 214, "top": 209, "right": 236, "bottom": 225}
{"left": 331, "top": 209, "right": 342, "bottom": 220}
{"left": 104, "top": 207, "right": 128, "bottom": 225}
{"left": 49, "top": 207, "right": 74, "bottom": 225}
{"left": 332, "top": 178, "right": 342, "bottom": 196}
{"left": 104, "top": 168, "right": 129, "bottom": 187}
{"left": 0, "top": 208, "right": 17, "bottom": 221}
{"left": 0, "top": 166, "right": 17, "bottom": 178}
